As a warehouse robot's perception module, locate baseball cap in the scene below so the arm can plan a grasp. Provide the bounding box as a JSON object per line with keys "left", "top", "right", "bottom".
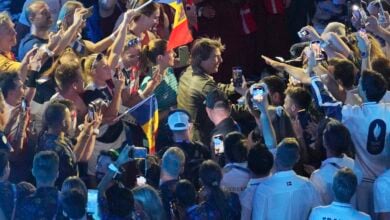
{"left": 168, "top": 110, "right": 190, "bottom": 131}
{"left": 205, "top": 89, "right": 229, "bottom": 109}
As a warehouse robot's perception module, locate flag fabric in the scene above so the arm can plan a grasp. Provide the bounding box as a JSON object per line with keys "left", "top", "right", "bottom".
{"left": 128, "top": 95, "right": 159, "bottom": 154}
{"left": 155, "top": 0, "right": 193, "bottom": 50}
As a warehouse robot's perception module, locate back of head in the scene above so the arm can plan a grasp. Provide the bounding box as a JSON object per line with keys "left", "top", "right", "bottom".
{"left": 276, "top": 138, "right": 300, "bottom": 169}
{"left": 32, "top": 151, "right": 59, "bottom": 183}
{"left": 167, "top": 109, "right": 191, "bottom": 132}
{"left": 55, "top": 62, "right": 81, "bottom": 91}
{"left": 360, "top": 69, "right": 387, "bottom": 102}
{"left": 329, "top": 58, "right": 356, "bottom": 89}
{"left": 175, "top": 179, "right": 197, "bottom": 208}
{"left": 262, "top": 75, "right": 287, "bottom": 102}
{"left": 106, "top": 183, "right": 134, "bottom": 218}
{"left": 0, "top": 150, "right": 8, "bottom": 178}
{"left": 372, "top": 57, "right": 390, "bottom": 90}
{"left": 0, "top": 72, "right": 19, "bottom": 99}
{"left": 61, "top": 189, "right": 87, "bottom": 219}
{"left": 247, "top": 147, "right": 273, "bottom": 176}
{"left": 205, "top": 89, "right": 230, "bottom": 111}
{"left": 57, "top": 1, "right": 83, "bottom": 27}
{"left": 61, "top": 176, "right": 88, "bottom": 198}
{"left": 44, "top": 102, "right": 67, "bottom": 129}
{"left": 132, "top": 184, "right": 165, "bottom": 219}
{"left": 161, "top": 147, "right": 185, "bottom": 178}
{"left": 285, "top": 86, "right": 312, "bottom": 110}
{"left": 191, "top": 38, "right": 225, "bottom": 73}
{"left": 332, "top": 168, "right": 357, "bottom": 203}
{"left": 223, "top": 132, "right": 247, "bottom": 163}
{"left": 323, "top": 22, "right": 346, "bottom": 37}
{"left": 199, "top": 160, "right": 222, "bottom": 188}
{"left": 323, "top": 119, "right": 352, "bottom": 156}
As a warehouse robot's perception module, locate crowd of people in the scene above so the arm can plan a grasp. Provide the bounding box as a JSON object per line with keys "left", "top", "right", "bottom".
{"left": 0, "top": 0, "right": 389, "bottom": 219}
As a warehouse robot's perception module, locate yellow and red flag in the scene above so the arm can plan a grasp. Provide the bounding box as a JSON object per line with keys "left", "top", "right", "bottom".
{"left": 155, "top": 0, "right": 193, "bottom": 50}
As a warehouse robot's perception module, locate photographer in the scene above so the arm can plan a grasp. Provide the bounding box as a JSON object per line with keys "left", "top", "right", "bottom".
{"left": 37, "top": 101, "right": 102, "bottom": 186}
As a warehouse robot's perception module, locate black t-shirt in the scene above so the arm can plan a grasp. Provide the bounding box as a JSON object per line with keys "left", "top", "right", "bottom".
{"left": 82, "top": 84, "right": 123, "bottom": 143}
{"left": 210, "top": 117, "right": 240, "bottom": 139}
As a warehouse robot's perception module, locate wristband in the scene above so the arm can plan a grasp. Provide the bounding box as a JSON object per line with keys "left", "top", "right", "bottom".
{"left": 92, "top": 128, "right": 100, "bottom": 136}
{"left": 41, "top": 44, "right": 54, "bottom": 57}
{"left": 108, "top": 163, "right": 122, "bottom": 174}
{"left": 109, "top": 34, "right": 116, "bottom": 41}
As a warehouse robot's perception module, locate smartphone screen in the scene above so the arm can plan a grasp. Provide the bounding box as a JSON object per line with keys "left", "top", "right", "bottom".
{"left": 87, "top": 189, "right": 98, "bottom": 218}
{"left": 310, "top": 41, "right": 324, "bottom": 61}
{"left": 178, "top": 46, "right": 190, "bottom": 66}
{"left": 213, "top": 135, "right": 224, "bottom": 154}
{"left": 87, "top": 106, "right": 95, "bottom": 122}
{"left": 232, "top": 66, "right": 243, "bottom": 87}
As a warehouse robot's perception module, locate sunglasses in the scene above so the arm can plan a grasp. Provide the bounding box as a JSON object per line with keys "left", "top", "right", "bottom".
{"left": 91, "top": 53, "right": 104, "bottom": 70}
{"left": 127, "top": 37, "right": 140, "bottom": 48}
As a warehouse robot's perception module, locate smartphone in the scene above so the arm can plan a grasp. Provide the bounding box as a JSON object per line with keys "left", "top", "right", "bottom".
{"left": 21, "top": 98, "right": 27, "bottom": 112}
{"left": 250, "top": 83, "right": 268, "bottom": 103}
{"left": 310, "top": 41, "right": 324, "bottom": 61}
{"left": 129, "top": 146, "right": 148, "bottom": 159}
{"left": 213, "top": 134, "right": 224, "bottom": 155}
{"left": 87, "top": 189, "right": 98, "bottom": 218}
{"left": 87, "top": 105, "right": 95, "bottom": 122}
{"left": 297, "top": 30, "right": 309, "bottom": 38}
{"left": 178, "top": 46, "right": 190, "bottom": 66}
{"left": 232, "top": 66, "right": 243, "bottom": 87}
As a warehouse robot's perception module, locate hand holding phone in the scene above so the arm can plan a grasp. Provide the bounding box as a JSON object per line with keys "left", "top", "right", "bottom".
{"left": 310, "top": 41, "right": 324, "bottom": 61}
{"left": 213, "top": 134, "right": 224, "bottom": 155}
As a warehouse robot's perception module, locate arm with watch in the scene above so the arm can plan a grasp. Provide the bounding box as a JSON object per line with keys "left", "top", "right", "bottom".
{"left": 98, "top": 145, "right": 132, "bottom": 198}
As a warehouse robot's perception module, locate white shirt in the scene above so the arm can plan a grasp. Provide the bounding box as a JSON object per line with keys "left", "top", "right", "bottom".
{"left": 381, "top": 91, "right": 390, "bottom": 103}
{"left": 239, "top": 176, "right": 270, "bottom": 220}
{"left": 374, "top": 169, "right": 390, "bottom": 213}
{"left": 309, "top": 202, "right": 371, "bottom": 220}
{"left": 342, "top": 102, "right": 390, "bottom": 181}
{"left": 310, "top": 154, "right": 361, "bottom": 205}
{"left": 251, "top": 170, "right": 321, "bottom": 220}
{"left": 221, "top": 162, "right": 250, "bottom": 194}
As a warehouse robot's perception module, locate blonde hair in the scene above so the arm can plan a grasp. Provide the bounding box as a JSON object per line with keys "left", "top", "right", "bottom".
{"left": 0, "top": 12, "right": 12, "bottom": 27}
{"left": 80, "top": 53, "right": 103, "bottom": 83}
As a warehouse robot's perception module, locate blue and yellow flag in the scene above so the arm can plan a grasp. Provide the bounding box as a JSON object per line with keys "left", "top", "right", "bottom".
{"left": 155, "top": 0, "right": 193, "bottom": 50}
{"left": 128, "top": 95, "right": 159, "bottom": 154}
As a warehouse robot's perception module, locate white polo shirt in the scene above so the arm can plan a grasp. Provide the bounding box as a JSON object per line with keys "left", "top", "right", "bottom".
{"left": 239, "top": 176, "right": 270, "bottom": 220}
{"left": 221, "top": 162, "right": 250, "bottom": 194}
{"left": 252, "top": 170, "right": 321, "bottom": 220}
{"left": 310, "top": 154, "right": 362, "bottom": 205}
{"left": 309, "top": 202, "right": 371, "bottom": 220}
{"left": 374, "top": 169, "right": 390, "bottom": 213}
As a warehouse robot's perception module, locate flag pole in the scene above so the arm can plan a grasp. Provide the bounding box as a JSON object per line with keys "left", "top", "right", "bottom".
{"left": 134, "top": 0, "right": 153, "bottom": 11}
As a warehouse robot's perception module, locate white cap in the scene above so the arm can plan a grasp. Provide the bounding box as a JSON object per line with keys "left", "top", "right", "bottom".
{"left": 168, "top": 111, "right": 190, "bottom": 131}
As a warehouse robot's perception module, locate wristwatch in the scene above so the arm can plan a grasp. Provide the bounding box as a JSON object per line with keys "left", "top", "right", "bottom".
{"left": 108, "top": 163, "right": 121, "bottom": 174}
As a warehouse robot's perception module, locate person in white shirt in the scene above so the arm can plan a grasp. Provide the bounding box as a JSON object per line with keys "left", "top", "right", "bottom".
{"left": 374, "top": 169, "right": 390, "bottom": 220}
{"left": 221, "top": 132, "right": 250, "bottom": 194}
{"left": 251, "top": 138, "right": 321, "bottom": 220}
{"left": 262, "top": 56, "right": 390, "bottom": 217}
{"left": 309, "top": 168, "right": 371, "bottom": 220}
{"left": 240, "top": 145, "right": 273, "bottom": 220}
{"left": 310, "top": 119, "right": 361, "bottom": 205}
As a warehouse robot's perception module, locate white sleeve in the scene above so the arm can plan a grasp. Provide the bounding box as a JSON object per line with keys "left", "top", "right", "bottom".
{"left": 308, "top": 208, "right": 320, "bottom": 220}
{"left": 309, "top": 172, "right": 326, "bottom": 205}
{"left": 374, "top": 176, "right": 390, "bottom": 213}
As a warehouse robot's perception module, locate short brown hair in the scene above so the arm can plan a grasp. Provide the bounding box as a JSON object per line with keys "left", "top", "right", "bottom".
{"left": 190, "top": 38, "right": 225, "bottom": 74}
{"left": 285, "top": 86, "right": 312, "bottom": 110}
